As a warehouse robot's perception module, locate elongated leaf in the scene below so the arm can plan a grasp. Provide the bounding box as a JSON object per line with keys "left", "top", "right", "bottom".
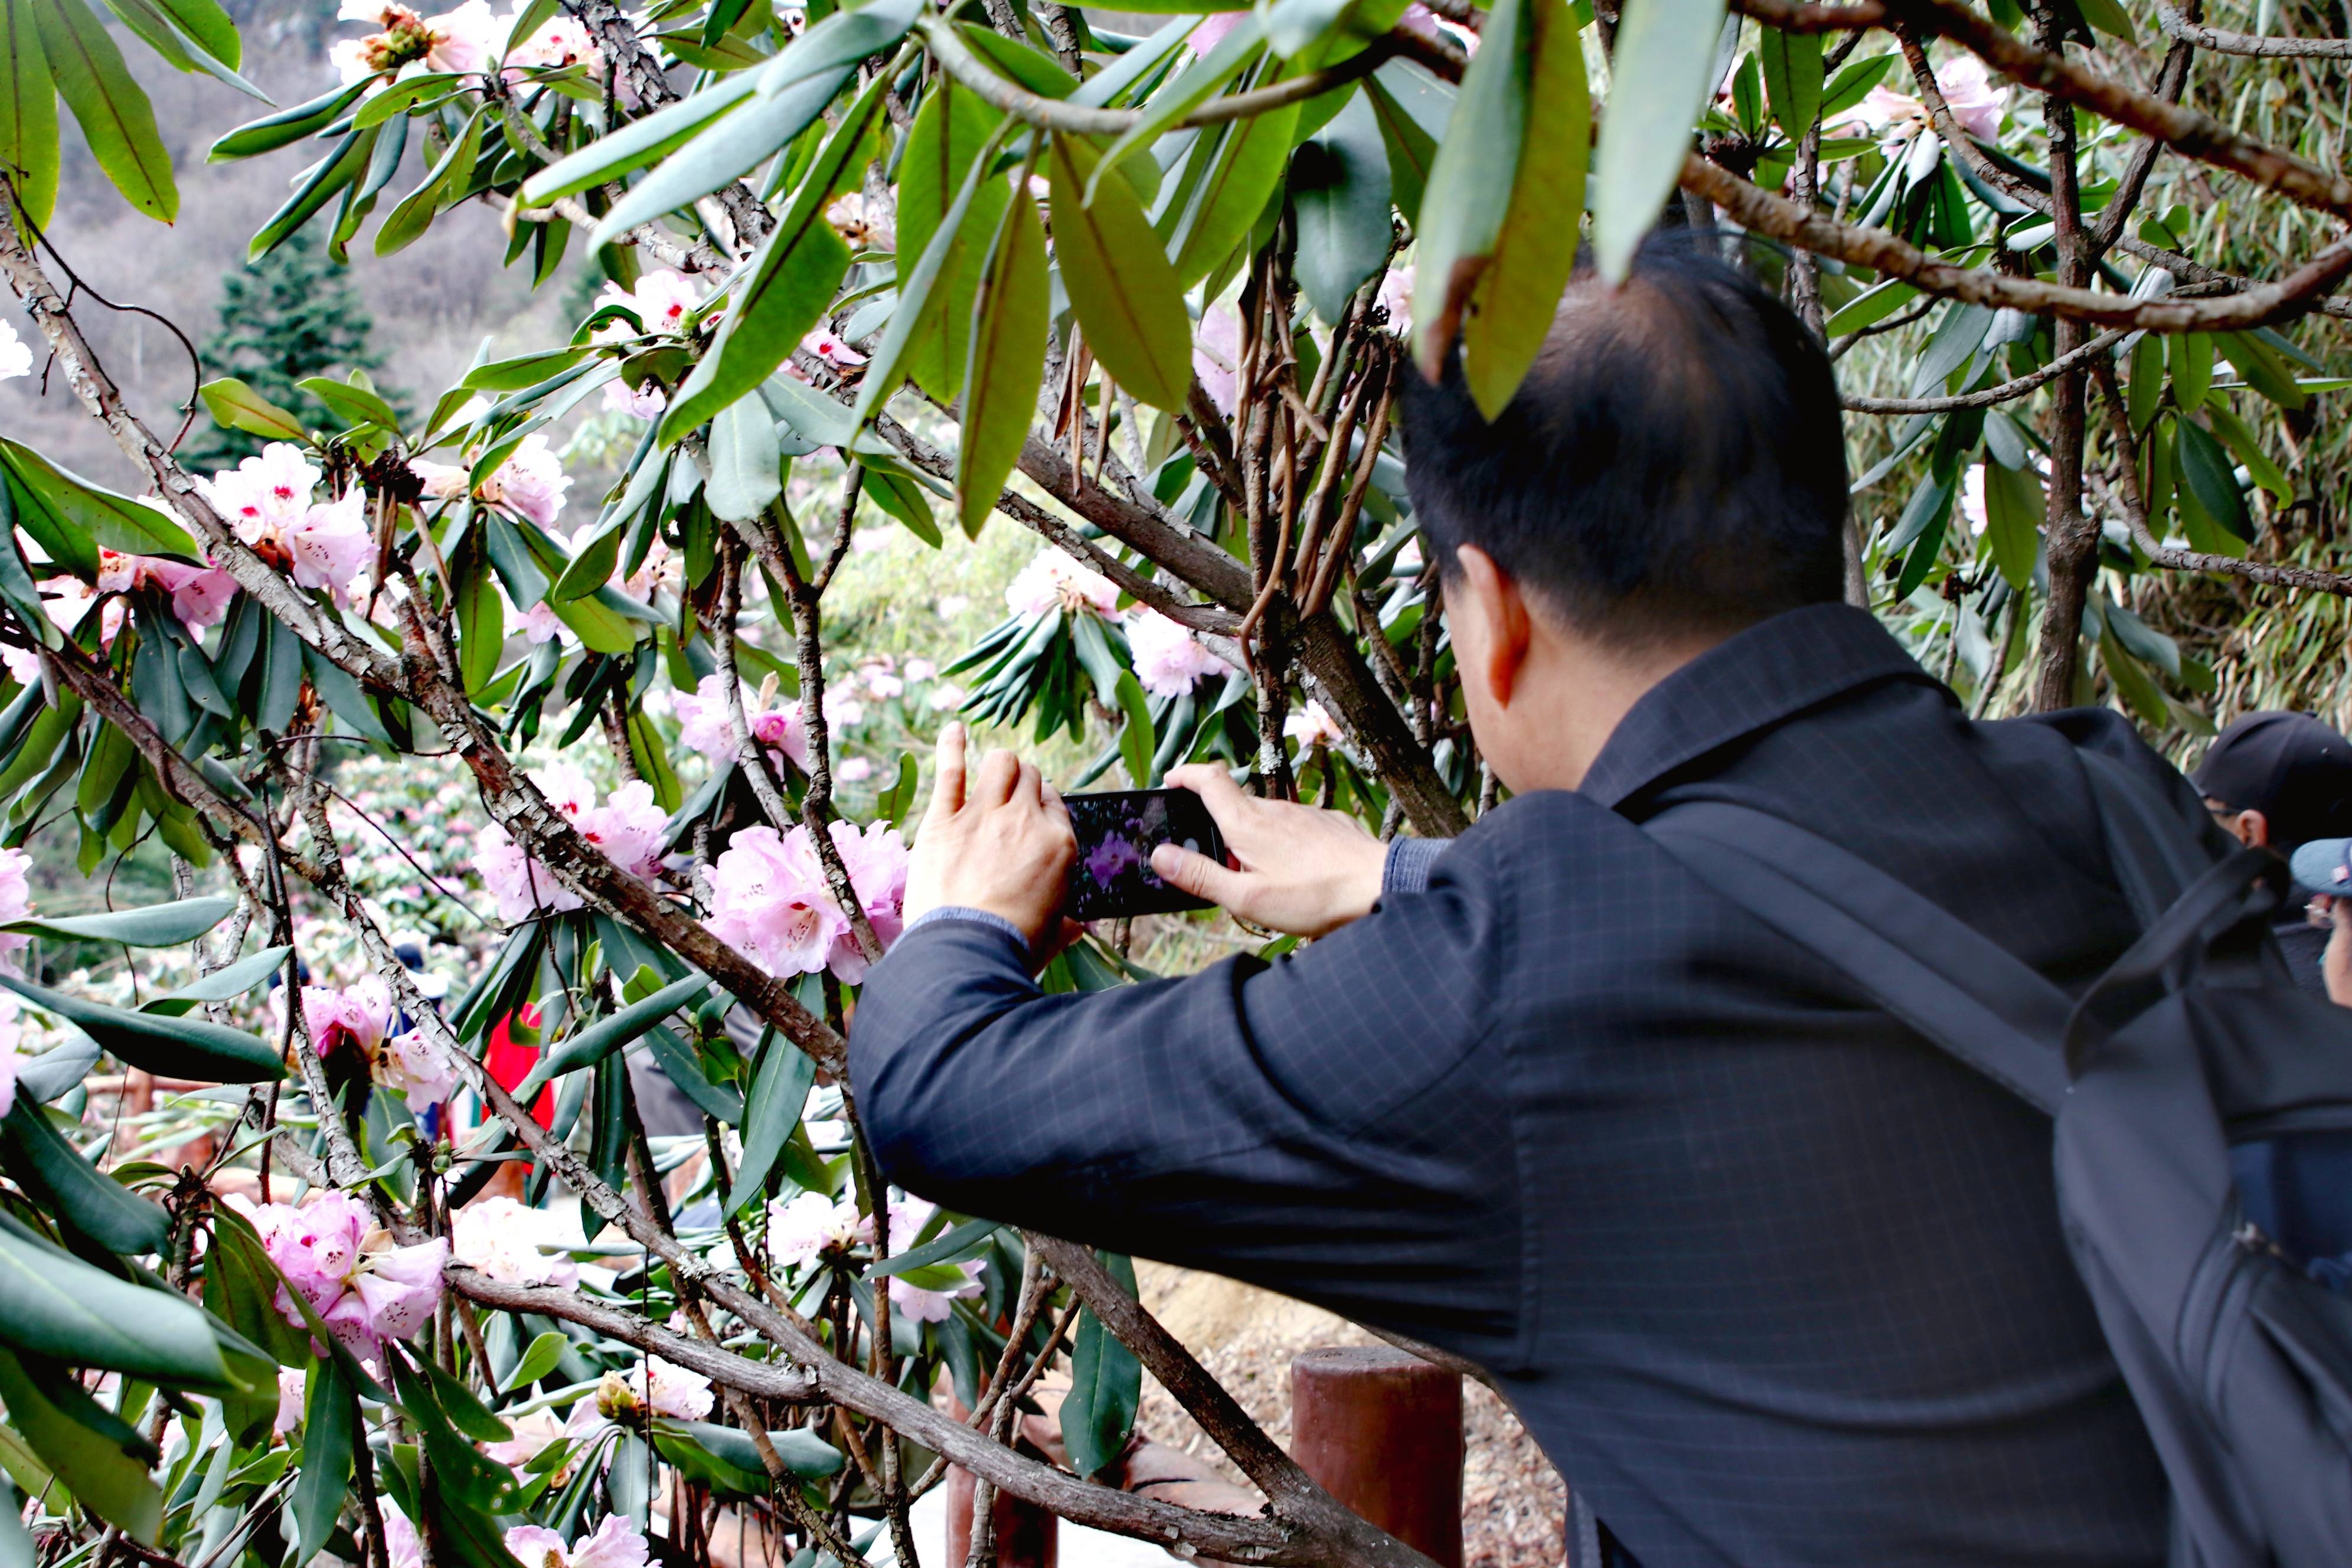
{"left": 659, "top": 76, "right": 887, "bottom": 440}
{"left": 1058, "top": 1254, "right": 1141, "bottom": 1478}
{"left": 705, "top": 396, "right": 783, "bottom": 522}
{"left": 854, "top": 117, "right": 1011, "bottom": 427}
{"left": 2176, "top": 415, "right": 2252, "bottom": 541}
{"left": 1049, "top": 133, "right": 1193, "bottom": 411}
{"left": 463, "top": 345, "right": 590, "bottom": 393}
{"left": 0, "top": 1099, "right": 168, "bottom": 1254}
{"left": 291, "top": 1360, "right": 354, "bottom": 1566}
{"left": 590, "top": 66, "right": 848, "bottom": 247}
{"left": 14, "top": 1041, "right": 96, "bottom": 1103}
{"left": 1161, "top": 83, "right": 1300, "bottom": 288}
{"left": 4, "top": 893, "right": 232, "bottom": 947}
{"left": 0, "top": 0, "right": 61, "bottom": 230}
{"left": 757, "top": 0, "right": 921, "bottom": 98}
{"left": 1114, "top": 670, "right": 1157, "bottom": 788}
{"left": 1088, "top": 15, "right": 1263, "bottom": 202}
{"left": 515, "top": 974, "right": 711, "bottom": 1104}
{"left": 1409, "top": 0, "right": 1528, "bottom": 375}
{"left": 0, "top": 1215, "right": 231, "bottom": 1385}
{"left": 665, "top": 1420, "right": 842, "bottom": 1480}
{"left": 1979, "top": 458, "right": 2041, "bottom": 592}
{"left": 1459, "top": 0, "right": 1586, "bottom": 417}
{"left": 724, "top": 1037, "right": 816, "bottom": 1213}
{"left": 376, "top": 103, "right": 485, "bottom": 254}
{"left": 199, "top": 378, "right": 308, "bottom": 442}
{"left": 142, "top": 944, "right": 290, "bottom": 1014}
{"left": 247, "top": 125, "right": 370, "bottom": 259}
{"left": 1364, "top": 59, "right": 1446, "bottom": 228}
{"left": 501, "top": 1329, "right": 569, "bottom": 1395}
{"left": 956, "top": 178, "right": 1047, "bottom": 535}
{"left": 899, "top": 79, "right": 1013, "bottom": 401}
{"left": 1592, "top": 0, "right": 1729, "bottom": 281}
{"left": 1758, "top": 28, "right": 1821, "bottom": 143}
{"left": 520, "top": 74, "right": 759, "bottom": 205}
{"left": 0, "top": 440, "right": 197, "bottom": 567}
{"left": 0, "top": 972, "right": 284, "bottom": 1082}
{"left": 34, "top": 0, "right": 176, "bottom": 220}
{"left": 150, "top": 0, "right": 233, "bottom": 66}
{"left": 0, "top": 1348, "right": 159, "bottom": 1541}
{"left": 300, "top": 375, "right": 401, "bottom": 432}
{"left": 208, "top": 79, "right": 368, "bottom": 161}
{"left": 1291, "top": 92, "right": 1390, "bottom": 324}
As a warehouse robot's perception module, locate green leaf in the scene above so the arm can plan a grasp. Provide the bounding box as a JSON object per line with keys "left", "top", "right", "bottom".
{"left": 291, "top": 1360, "right": 354, "bottom": 1566}
{"left": 247, "top": 125, "right": 370, "bottom": 259}
{"left": 453, "top": 531, "right": 505, "bottom": 695}
{"left": 1817, "top": 50, "right": 1893, "bottom": 121}
{"left": 4, "top": 893, "right": 233, "bottom": 947}
{"left": 0, "top": 1215, "right": 230, "bottom": 1386}
{"left": 2203, "top": 401, "right": 2291, "bottom": 503}
{"left": 0, "top": 1099, "right": 168, "bottom": 1255}
{"left": 198, "top": 378, "right": 309, "bottom": 442}
{"left": 643, "top": 1025, "right": 743, "bottom": 1123}
{"left": 1593, "top": 0, "right": 1727, "bottom": 281}
{"left": 1057, "top": 1255, "right": 1141, "bottom": 1478}
{"left": 514, "top": 974, "right": 711, "bottom": 1104}
{"left": 1978, "top": 459, "right": 2041, "bottom": 592}
{"left": 1822, "top": 276, "right": 1915, "bottom": 335}
{"left": 2169, "top": 329, "right": 2211, "bottom": 411}
{"left": 705, "top": 397, "right": 783, "bottom": 522}
{"left": 1087, "top": 15, "right": 1263, "bottom": 203}
{"left": 0, "top": 1348, "right": 159, "bottom": 1541}
{"left": 1114, "top": 671, "right": 1156, "bottom": 788}
{"left": 956, "top": 175, "right": 1047, "bottom": 537}
{"left": 141, "top": 944, "right": 290, "bottom": 1015}
{"left": 1758, "top": 28, "right": 1821, "bottom": 144}
{"left": 1409, "top": 0, "right": 1527, "bottom": 375}
{"left": 208, "top": 80, "right": 369, "bottom": 161}
{"left": 545, "top": 516, "right": 625, "bottom": 603}
{"left": 463, "top": 346, "right": 590, "bottom": 393}
{"left": 2214, "top": 330, "right": 2308, "bottom": 411}
{"left": 1161, "top": 80, "right": 1301, "bottom": 289}
{"left": 501, "top": 1330, "right": 570, "bottom": 1396}
{"left": 0, "top": 972, "right": 285, "bottom": 1082}
{"left": 853, "top": 116, "right": 1012, "bottom": 428}
{"left": 0, "top": 440, "right": 198, "bottom": 568}
{"left": 32, "top": 0, "right": 177, "bottom": 221}
{"left": 1290, "top": 92, "right": 1390, "bottom": 325}
{"left": 2175, "top": 415, "right": 2252, "bottom": 541}
{"left": 724, "top": 1037, "right": 816, "bottom": 1213}
{"left": 141, "top": 0, "right": 234, "bottom": 68}
{"left": 868, "top": 1217, "right": 1001, "bottom": 1277}
{"left": 659, "top": 1420, "right": 842, "bottom": 1481}
{"left": 1363, "top": 59, "right": 1445, "bottom": 228}
{"left": 299, "top": 375, "right": 401, "bottom": 433}
{"left": 659, "top": 75, "right": 886, "bottom": 440}
{"left": 589, "top": 66, "right": 850, "bottom": 247}
{"left": 898, "top": 78, "right": 1014, "bottom": 402}
{"left": 1459, "top": 0, "right": 1586, "bottom": 418}
{"left": 1048, "top": 133, "right": 1194, "bottom": 411}
{"left": 2128, "top": 331, "right": 2164, "bottom": 431}
{"left": 0, "top": 0, "right": 61, "bottom": 230}
{"left": 756, "top": 0, "right": 922, "bottom": 99}
{"left": 376, "top": 103, "right": 486, "bottom": 255}
{"left": 520, "top": 74, "right": 760, "bottom": 205}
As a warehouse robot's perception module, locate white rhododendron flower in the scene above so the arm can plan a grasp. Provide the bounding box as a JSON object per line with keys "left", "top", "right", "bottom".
{"left": 1006, "top": 548, "right": 1122, "bottom": 619}
{"left": 0, "top": 318, "right": 31, "bottom": 380}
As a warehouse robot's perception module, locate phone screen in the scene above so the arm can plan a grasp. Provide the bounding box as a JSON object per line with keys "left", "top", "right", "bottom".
{"left": 1063, "top": 789, "right": 1227, "bottom": 921}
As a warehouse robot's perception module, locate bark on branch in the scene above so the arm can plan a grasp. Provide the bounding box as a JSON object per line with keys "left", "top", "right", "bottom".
{"left": 2154, "top": 1, "right": 2352, "bottom": 57}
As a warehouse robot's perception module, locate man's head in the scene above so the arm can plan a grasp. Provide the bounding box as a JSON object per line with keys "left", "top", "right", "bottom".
{"left": 1399, "top": 235, "right": 1848, "bottom": 790}
{"left": 2192, "top": 710, "right": 2352, "bottom": 857}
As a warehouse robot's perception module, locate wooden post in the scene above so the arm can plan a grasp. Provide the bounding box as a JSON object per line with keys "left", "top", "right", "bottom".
{"left": 1290, "top": 1345, "right": 1464, "bottom": 1568}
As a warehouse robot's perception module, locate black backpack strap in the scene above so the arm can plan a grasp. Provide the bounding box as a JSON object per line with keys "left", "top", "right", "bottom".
{"left": 1648, "top": 800, "right": 2073, "bottom": 1116}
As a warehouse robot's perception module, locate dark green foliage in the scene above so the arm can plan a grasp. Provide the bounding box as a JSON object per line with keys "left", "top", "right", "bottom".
{"left": 182, "top": 230, "right": 400, "bottom": 468}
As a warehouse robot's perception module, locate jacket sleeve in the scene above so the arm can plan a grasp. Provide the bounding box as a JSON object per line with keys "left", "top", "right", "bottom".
{"left": 846, "top": 827, "right": 1523, "bottom": 1360}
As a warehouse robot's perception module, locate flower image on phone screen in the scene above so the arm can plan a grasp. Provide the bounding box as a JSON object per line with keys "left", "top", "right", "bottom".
{"left": 1063, "top": 789, "right": 1225, "bottom": 921}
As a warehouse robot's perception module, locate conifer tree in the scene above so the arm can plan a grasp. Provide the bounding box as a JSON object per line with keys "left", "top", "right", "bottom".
{"left": 184, "top": 229, "right": 398, "bottom": 468}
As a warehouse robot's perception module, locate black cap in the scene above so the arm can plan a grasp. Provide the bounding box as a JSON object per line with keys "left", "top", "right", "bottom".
{"left": 2190, "top": 711, "right": 2352, "bottom": 852}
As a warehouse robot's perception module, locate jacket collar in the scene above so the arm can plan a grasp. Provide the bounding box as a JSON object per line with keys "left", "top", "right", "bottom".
{"left": 1579, "top": 603, "right": 1945, "bottom": 812}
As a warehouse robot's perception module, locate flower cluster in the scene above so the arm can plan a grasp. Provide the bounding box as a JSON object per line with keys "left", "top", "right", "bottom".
{"left": 299, "top": 975, "right": 456, "bottom": 1105}
{"left": 765, "top": 1191, "right": 980, "bottom": 1322}
{"left": 1005, "top": 548, "right": 1225, "bottom": 701}
{"left": 704, "top": 819, "right": 907, "bottom": 982}
{"left": 473, "top": 764, "right": 670, "bottom": 924}
{"left": 97, "top": 548, "right": 239, "bottom": 632}
{"left": 1127, "top": 610, "right": 1224, "bottom": 700}
{"left": 1007, "top": 548, "right": 1122, "bottom": 619}
{"left": 450, "top": 1195, "right": 581, "bottom": 1288}
{"left": 234, "top": 1191, "right": 447, "bottom": 1360}
{"left": 672, "top": 673, "right": 809, "bottom": 771}
{"left": 412, "top": 432, "right": 570, "bottom": 531}
{"left": 197, "top": 444, "right": 374, "bottom": 606}
{"left": 331, "top": 0, "right": 607, "bottom": 87}
{"left": 505, "top": 1516, "right": 649, "bottom": 1568}
{"left": 1843, "top": 54, "right": 2007, "bottom": 145}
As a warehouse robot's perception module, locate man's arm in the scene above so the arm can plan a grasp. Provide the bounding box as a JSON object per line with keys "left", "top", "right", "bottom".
{"left": 851, "top": 734, "right": 1520, "bottom": 1357}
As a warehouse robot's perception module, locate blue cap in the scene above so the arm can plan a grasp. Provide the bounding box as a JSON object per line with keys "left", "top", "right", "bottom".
{"left": 2289, "top": 837, "right": 2352, "bottom": 899}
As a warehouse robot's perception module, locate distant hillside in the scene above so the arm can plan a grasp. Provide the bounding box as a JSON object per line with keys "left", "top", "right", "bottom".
{"left": 2, "top": 2, "right": 581, "bottom": 494}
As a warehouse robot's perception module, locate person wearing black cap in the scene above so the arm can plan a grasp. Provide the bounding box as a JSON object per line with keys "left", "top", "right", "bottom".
{"left": 2191, "top": 709, "right": 2352, "bottom": 996}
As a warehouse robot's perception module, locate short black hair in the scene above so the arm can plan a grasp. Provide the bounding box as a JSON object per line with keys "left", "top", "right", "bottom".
{"left": 1400, "top": 233, "right": 1850, "bottom": 651}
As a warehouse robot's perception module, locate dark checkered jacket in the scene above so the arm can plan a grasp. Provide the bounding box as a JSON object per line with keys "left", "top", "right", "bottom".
{"left": 850, "top": 603, "right": 2177, "bottom": 1567}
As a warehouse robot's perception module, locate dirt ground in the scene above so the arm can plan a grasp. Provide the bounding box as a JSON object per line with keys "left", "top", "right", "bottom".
{"left": 1133, "top": 1266, "right": 1567, "bottom": 1568}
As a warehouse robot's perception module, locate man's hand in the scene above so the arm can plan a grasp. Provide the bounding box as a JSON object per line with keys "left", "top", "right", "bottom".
{"left": 904, "top": 724, "right": 1077, "bottom": 951}
{"left": 1148, "top": 765, "right": 1388, "bottom": 938}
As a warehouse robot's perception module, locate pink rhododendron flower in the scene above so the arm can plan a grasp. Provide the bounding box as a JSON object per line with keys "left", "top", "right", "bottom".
{"left": 0, "top": 992, "right": 28, "bottom": 1120}
{"left": 331, "top": 0, "right": 497, "bottom": 83}
{"left": 824, "top": 819, "right": 909, "bottom": 981}
{"left": 1193, "top": 305, "right": 1241, "bottom": 416}
{"left": 576, "top": 779, "right": 670, "bottom": 878}
{"left": 234, "top": 1191, "right": 448, "bottom": 1360}
{"left": 705, "top": 825, "right": 846, "bottom": 977}
{"left": 482, "top": 1408, "right": 566, "bottom": 1468}
{"left": 904, "top": 657, "right": 936, "bottom": 682}
{"left": 802, "top": 328, "right": 867, "bottom": 369}
{"left": 452, "top": 1196, "right": 580, "bottom": 1288}
{"left": 0, "top": 847, "right": 32, "bottom": 972}
{"left": 1845, "top": 53, "right": 2007, "bottom": 143}
{"left": 672, "top": 674, "right": 809, "bottom": 770}
{"left": 96, "top": 550, "right": 240, "bottom": 631}
{"left": 380, "top": 1027, "right": 457, "bottom": 1105}
{"left": 274, "top": 1368, "right": 305, "bottom": 1439}
{"left": 824, "top": 192, "right": 893, "bottom": 253}
{"left": 381, "top": 1509, "right": 423, "bottom": 1568}
{"left": 521, "top": 601, "right": 564, "bottom": 643}
{"left": 1376, "top": 266, "right": 1414, "bottom": 337}
{"left": 503, "top": 9, "right": 601, "bottom": 74}
{"left": 766, "top": 1190, "right": 863, "bottom": 1272}
{"left": 475, "top": 767, "right": 664, "bottom": 923}
{"left": 1005, "top": 549, "right": 1122, "bottom": 619}
{"left": 594, "top": 270, "right": 703, "bottom": 341}
{"left": 0, "top": 319, "right": 30, "bottom": 381}
{"left": 507, "top": 1514, "right": 649, "bottom": 1568}
{"left": 602, "top": 378, "right": 666, "bottom": 420}
{"left": 1186, "top": 11, "right": 1246, "bottom": 57}
{"left": 1126, "top": 610, "right": 1222, "bottom": 699}
{"left": 837, "top": 756, "right": 873, "bottom": 783}
{"left": 1284, "top": 700, "right": 1345, "bottom": 750}
{"left": 479, "top": 433, "right": 570, "bottom": 529}
{"left": 197, "top": 445, "right": 371, "bottom": 606}
{"left": 891, "top": 1259, "right": 984, "bottom": 1322}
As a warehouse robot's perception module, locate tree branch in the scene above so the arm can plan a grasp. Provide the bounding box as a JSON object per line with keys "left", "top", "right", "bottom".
{"left": 2154, "top": 1, "right": 2352, "bottom": 57}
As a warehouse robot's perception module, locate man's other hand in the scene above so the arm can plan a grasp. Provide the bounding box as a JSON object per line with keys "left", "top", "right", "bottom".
{"left": 1148, "top": 765, "right": 1388, "bottom": 938}
{"left": 904, "top": 723, "right": 1076, "bottom": 950}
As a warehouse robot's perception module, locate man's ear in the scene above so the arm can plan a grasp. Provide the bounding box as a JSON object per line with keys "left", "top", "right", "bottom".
{"left": 1452, "top": 545, "right": 1533, "bottom": 708}
{"left": 2234, "top": 808, "right": 2271, "bottom": 849}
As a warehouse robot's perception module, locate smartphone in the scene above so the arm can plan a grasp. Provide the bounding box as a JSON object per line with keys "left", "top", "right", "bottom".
{"left": 1063, "top": 789, "right": 1227, "bottom": 921}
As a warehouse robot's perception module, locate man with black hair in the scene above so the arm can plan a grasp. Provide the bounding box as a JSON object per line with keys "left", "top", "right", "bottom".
{"left": 2191, "top": 710, "right": 2352, "bottom": 995}
{"left": 848, "top": 236, "right": 2183, "bottom": 1567}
